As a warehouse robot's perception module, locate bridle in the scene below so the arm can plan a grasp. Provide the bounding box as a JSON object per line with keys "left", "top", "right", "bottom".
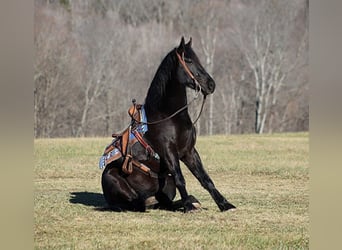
{"left": 130, "top": 49, "right": 207, "bottom": 126}
{"left": 175, "top": 50, "right": 202, "bottom": 95}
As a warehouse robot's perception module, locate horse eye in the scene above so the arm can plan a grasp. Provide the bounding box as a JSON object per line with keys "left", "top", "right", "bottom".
{"left": 184, "top": 58, "right": 192, "bottom": 64}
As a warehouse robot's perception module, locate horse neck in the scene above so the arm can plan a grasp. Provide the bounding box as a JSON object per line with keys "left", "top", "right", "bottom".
{"left": 144, "top": 53, "right": 188, "bottom": 118}
{"left": 145, "top": 78, "right": 188, "bottom": 117}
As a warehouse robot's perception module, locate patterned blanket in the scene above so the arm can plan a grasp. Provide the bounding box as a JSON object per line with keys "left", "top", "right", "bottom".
{"left": 98, "top": 105, "right": 149, "bottom": 170}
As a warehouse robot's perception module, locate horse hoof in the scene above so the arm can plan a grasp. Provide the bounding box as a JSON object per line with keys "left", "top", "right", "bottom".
{"left": 184, "top": 202, "right": 201, "bottom": 213}
{"left": 219, "top": 202, "right": 236, "bottom": 212}
{"left": 192, "top": 202, "right": 202, "bottom": 209}
{"left": 184, "top": 206, "right": 200, "bottom": 213}
{"left": 183, "top": 195, "right": 202, "bottom": 212}
{"left": 145, "top": 196, "right": 159, "bottom": 208}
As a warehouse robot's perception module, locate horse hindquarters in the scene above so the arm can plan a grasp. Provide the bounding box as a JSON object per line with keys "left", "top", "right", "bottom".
{"left": 101, "top": 164, "right": 146, "bottom": 212}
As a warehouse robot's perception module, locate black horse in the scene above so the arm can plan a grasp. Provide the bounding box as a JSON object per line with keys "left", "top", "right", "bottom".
{"left": 101, "top": 37, "right": 236, "bottom": 212}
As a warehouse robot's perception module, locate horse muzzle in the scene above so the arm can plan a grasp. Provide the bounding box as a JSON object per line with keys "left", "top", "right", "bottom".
{"left": 200, "top": 79, "right": 215, "bottom": 96}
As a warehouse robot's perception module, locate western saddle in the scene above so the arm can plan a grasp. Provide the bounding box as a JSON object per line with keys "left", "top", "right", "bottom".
{"left": 99, "top": 101, "right": 159, "bottom": 177}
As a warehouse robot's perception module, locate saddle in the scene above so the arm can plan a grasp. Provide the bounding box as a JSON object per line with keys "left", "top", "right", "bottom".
{"left": 99, "top": 102, "right": 159, "bottom": 177}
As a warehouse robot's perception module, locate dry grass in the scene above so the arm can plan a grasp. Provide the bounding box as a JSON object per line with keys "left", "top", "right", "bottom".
{"left": 34, "top": 133, "right": 309, "bottom": 249}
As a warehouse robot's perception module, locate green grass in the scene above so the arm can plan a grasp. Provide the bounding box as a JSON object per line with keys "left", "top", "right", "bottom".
{"left": 34, "top": 133, "right": 309, "bottom": 249}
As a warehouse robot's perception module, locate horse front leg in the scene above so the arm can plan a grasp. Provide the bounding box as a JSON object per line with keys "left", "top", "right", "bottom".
{"left": 160, "top": 154, "right": 198, "bottom": 212}
{"left": 181, "top": 148, "right": 236, "bottom": 211}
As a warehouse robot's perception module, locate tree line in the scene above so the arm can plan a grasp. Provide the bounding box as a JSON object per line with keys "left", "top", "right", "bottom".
{"left": 34, "top": 0, "right": 308, "bottom": 138}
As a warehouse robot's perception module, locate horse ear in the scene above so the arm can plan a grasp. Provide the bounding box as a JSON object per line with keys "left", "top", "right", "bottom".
{"left": 186, "top": 37, "right": 192, "bottom": 47}
{"left": 177, "top": 36, "right": 186, "bottom": 54}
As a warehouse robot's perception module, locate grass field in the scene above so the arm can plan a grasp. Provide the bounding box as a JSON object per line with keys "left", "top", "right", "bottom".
{"left": 34, "top": 133, "right": 309, "bottom": 249}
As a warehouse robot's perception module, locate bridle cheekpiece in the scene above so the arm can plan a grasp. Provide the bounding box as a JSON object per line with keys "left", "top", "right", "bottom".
{"left": 175, "top": 50, "right": 202, "bottom": 97}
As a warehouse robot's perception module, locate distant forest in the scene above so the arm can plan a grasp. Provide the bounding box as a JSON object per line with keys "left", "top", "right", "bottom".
{"left": 34, "top": 0, "right": 308, "bottom": 137}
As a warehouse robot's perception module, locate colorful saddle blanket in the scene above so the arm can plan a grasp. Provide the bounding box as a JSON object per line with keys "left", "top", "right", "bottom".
{"left": 98, "top": 105, "right": 155, "bottom": 170}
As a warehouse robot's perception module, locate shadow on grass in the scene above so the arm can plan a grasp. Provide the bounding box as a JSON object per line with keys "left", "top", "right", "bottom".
{"left": 69, "top": 191, "right": 107, "bottom": 210}
{"left": 69, "top": 192, "right": 203, "bottom": 212}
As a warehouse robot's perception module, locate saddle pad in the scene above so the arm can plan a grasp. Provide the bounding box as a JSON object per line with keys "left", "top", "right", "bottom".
{"left": 99, "top": 147, "right": 121, "bottom": 169}
{"left": 99, "top": 105, "right": 149, "bottom": 170}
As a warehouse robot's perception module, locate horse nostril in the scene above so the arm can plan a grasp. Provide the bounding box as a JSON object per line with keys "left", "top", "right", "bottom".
{"left": 208, "top": 80, "right": 215, "bottom": 92}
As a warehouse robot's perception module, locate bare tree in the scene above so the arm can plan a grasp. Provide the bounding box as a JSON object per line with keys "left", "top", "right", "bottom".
{"left": 34, "top": 4, "right": 78, "bottom": 137}
{"left": 196, "top": 2, "right": 222, "bottom": 136}
{"left": 230, "top": 0, "right": 308, "bottom": 133}
{"left": 34, "top": 0, "right": 308, "bottom": 137}
{"left": 175, "top": 0, "right": 227, "bottom": 135}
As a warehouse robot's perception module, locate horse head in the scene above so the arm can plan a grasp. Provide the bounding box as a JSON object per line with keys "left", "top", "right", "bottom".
{"left": 176, "top": 37, "right": 216, "bottom": 96}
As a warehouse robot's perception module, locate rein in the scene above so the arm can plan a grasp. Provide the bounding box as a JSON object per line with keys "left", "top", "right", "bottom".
{"left": 131, "top": 50, "right": 206, "bottom": 126}
{"left": 134, "top": 94, "right": 205, "bottom": 126}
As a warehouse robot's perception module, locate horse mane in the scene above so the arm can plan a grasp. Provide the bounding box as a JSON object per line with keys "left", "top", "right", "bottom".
{"left": 144, "top": 49, "right": 177, "bottom": 112}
